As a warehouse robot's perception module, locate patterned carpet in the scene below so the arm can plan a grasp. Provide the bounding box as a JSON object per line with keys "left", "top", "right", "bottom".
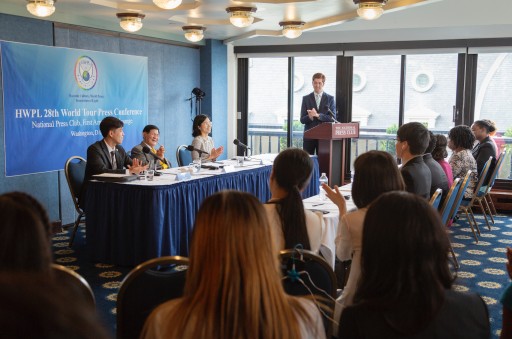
{"left": 51, "top": 213, "right": 512, "bottom": 338}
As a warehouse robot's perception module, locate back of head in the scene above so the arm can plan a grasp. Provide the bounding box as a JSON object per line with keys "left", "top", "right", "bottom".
{"left": 0, "top": 273, "right": 110, "bottom": 339}
{"left": 99, "top": 116, "right": 123, "bottom": 138}
{"left": 448, "top": 125, "right": 475, "bottom": 150}
{"left": 0, "top": 192, "right": 52, "bottom": 273}
{"left": 351, "top": 151, "right": 405, "bottom": 208}
{"left": 431, "top": 134, "right": 448, "bottom": 161}
{"left": 397, "top": 122, "right": 429, "bottom": 155}
{"left": 425, "top": 131, "right": 437, "bottom": 154}
{"left": 165, "top": 191, "right": 306, "bottom": 338}
{"left": 192, "top": 114, "right": 209, "bottom": 137}
{"left": 272, "top": 148, "right": 313, "bottom": 249}
{"left": 355, "top": 191, "right": 453, "bottom": 334}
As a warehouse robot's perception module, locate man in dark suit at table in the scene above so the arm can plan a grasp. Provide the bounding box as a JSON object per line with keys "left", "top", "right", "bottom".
{"left": 396, "top": 122, "right": 432, "bottom": 200}
{"left": 300, "top": 72, "right": 337, "bottom": 155}
{"left": 80, "top": 116, "right": 147, "bottom": 208}
{"left": 423, "top": 131, "right": 449, "bottom": 207}
{"left": 131, "top": 124, "right": 171, "bottom": 169}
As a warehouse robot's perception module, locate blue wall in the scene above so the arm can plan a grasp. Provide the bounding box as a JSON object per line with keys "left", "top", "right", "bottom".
{"left": 0, "top": 13, "right": 227, "bottom": 225}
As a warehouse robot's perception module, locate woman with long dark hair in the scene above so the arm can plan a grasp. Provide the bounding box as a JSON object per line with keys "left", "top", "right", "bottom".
{"left": 338, "top": 191, "right": 489, "bottom": 338}
{"left": 264, "top": 148, "right": 323, "bottom": 252}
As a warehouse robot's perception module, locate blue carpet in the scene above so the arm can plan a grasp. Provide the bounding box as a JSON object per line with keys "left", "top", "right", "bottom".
{"left": 51, "top": 213, "right": 512, "bottom": 338}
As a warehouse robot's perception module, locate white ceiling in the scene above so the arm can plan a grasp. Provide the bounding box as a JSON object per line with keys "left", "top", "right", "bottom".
{"left": 1, "top": 0, "right": 512, "bottom": 46}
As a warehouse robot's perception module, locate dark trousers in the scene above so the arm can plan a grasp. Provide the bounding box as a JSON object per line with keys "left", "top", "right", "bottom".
{"left": 303, "top": 139, "right": 318, "bottom": 155}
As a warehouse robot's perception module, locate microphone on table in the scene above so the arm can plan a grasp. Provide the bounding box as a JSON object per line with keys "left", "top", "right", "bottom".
{"left": 186, "top": 145, "right": 209, "bottom": 155}
{"left": 233, "top": 139, "right": 250, "bottom": 150}
{"left": 142, "top": 146, "right": 165, "bottom": 162}
{"left": 327, "top": 108, "right": 339, "bottom": 123}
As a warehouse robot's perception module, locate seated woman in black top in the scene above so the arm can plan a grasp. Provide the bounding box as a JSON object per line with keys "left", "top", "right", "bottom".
{"left": 338, "top": 191, "right": 490, "bottom": 339}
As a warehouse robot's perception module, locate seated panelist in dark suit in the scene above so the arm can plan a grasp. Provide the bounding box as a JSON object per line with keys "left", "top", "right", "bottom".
{"left": 300, "top": 72, "right": 337, "bottom": 155}
{"left": 423, "top": 131, "right": 449, "bottom": 207}
{"left": 131, "top": 124, "right": 171, "bottom": 170}
{"left": 471, "top": 120, "right": 497, "bottom": 180}
{"left": 80, "top": 116, "right": 147, "bottom": 208}
{"left": 396, "top": 122, "right": 432, "bottom": 200}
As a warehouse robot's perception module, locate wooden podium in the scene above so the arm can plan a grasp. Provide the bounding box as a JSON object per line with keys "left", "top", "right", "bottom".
{"left": 304, "top": 122, "right": 359, "bottom": 186}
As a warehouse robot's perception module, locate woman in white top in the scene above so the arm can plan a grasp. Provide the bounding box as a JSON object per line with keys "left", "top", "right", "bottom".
{"left": 191, "top": 114, "right": 223, "bottom": 162}
{"left": 322, "top": 151, "right": 405, "bottom": 333}
{"left": 264, "top": 148, "right": 324, "bottom": 253}
{"left": 142, "top": 191, "right": 325, "bottom": 339}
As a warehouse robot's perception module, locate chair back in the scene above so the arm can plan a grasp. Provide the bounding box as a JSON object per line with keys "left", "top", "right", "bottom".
{"left": 117, "top": 256, "right": 189, "bottom": 339}
{"left": 447, "top": 170, "right": 474, "bottom": 223}
{"left": 279, "top": 249, "right": 337, "bottom": 339}
{"left": 472, "top": 156, "right": 493, "bottom": 200}
{"left": 439, "top": 178, "right": 461, "bottom": 226}
{"left": 483, "top": 150, "right": 506, "bottom": 194}
{"left": 429, "top": 188, "right": 443, "bottom": 209}
{"left": 176, "top": 145, "right": 192, "bottom": 167}
{"left": 51, "top": 264, "right": 95, "bottom": 307}
{"left": 64, "top": 156, "right": 86, "bottom": 213}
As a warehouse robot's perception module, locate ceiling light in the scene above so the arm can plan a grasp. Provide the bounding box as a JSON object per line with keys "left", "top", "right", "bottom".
{"left": 226, "top": 7, "right": 257, "bottom": 28}
{"left": 153, "top": 0, "right": 182, "bottom": 10}
{"left": 182, "top": 26, "right": 206, "bottom": 42}
{"left": 354, "top": 0, "right": 387, "bottom": 20}
{"left": 116, "top": 13, "right": 145, "bottom": 33}
{"left": 279, "top": 21, "right": 305, "bottom": 39}
{"left": 26, "top": 0, "right": 56, "bottom": 18}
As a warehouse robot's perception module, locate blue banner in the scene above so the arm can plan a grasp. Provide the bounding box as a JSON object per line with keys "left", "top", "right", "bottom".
{"left": 1, "top": 41, "right": 148, "bottom": 176}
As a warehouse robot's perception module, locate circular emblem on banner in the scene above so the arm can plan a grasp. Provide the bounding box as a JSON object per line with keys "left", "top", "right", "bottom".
{"left": 74, "top": 56, "right": 98, "bottom": 90}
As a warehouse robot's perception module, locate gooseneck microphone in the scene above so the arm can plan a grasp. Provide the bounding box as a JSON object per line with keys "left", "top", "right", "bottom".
{"left": 186, "top": 145, "right": 209, "bottom": 155}
{"left": 233, "top": 139, "right": 250, "bottom": 150}
{"left": 327, "top": 108, "right": 339, "bottom": 123}
{"left": 142, "top": 146, "right": 165, "bottom": 162}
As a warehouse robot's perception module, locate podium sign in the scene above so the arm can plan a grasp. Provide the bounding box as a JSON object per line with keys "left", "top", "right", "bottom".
{"left": 304, "top": 122, "right": 360, "bottom": 186}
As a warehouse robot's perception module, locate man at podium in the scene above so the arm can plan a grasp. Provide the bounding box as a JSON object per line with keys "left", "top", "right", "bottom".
{"left": 300, "top": 72, "right": 337, "bottom": 155}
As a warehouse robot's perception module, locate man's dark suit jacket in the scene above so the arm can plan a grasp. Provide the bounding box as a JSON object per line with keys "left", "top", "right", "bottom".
{"left": 299, "top": 92, "right": 336, "bottom": 132}
{"left": 80, "top": 140, "right": 133, "bottom": 208}
{"left": 472, "top": 136, "right": 497, "bottom": 178}
{"left": 131, "top": 142, "right": 171, "bottom": 169}
{"left": 400, "top": 156, "right": 432, "bottom": 200}
{"left": 423, "top": 153, "right": 449, "bottom": 206}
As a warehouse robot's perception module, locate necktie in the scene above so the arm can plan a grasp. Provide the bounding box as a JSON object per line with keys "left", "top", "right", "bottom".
{"left": 110, "top": 151, "right": 117, "bottom": 169}
{"left": 315, "top": 94, "right": 321, "bottom": 108}
{"left": 151, "top": 147, "right": 168, "bottom": 169}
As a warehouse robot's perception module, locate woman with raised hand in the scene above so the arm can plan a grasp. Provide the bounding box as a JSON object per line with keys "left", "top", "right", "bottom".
{"left": 322, "top": 150, "right": 405, "bottom": 331}
{"left": 265, "top": 148, "right": 323, "bottom": 252}
{"left": 338, "top": 191, "right": 489, "bottom": 338}
{"left": 142, "top": 191, "right": 325, "bottom": 339}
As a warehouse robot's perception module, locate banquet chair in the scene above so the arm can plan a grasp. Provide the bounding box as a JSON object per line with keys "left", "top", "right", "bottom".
{"left": 457, "top": 157, "right": 493, "bottom": 232}
{"left": 51, "top": 264, "right": 95, "bottom": 307}
{"left": 479, "top": 150, "right": 507, "bottom": 222}
{"left": 448, "top": 170, "right": 478, "bottom": 241}
{"left": 176, "top": 144, "right": 192, "bottom": 167}
{"left": 429, "top": 188, "right": 443, "bottom": 210}
{"left": 117, "top": 256, "right": 189, "bottom": 339}
{"left": 280, "top": 249, "right": 337, "bottom": 339}
{"left": 64, "top": 156, "right": 86, "bottom": 247}
{"left": 438, "top": 178, "right": 461, "bottom": 269}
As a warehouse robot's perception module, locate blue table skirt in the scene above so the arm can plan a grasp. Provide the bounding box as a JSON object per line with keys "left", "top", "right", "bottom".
{"left": 85, "top": 157, "right": 319, "bottom": 266}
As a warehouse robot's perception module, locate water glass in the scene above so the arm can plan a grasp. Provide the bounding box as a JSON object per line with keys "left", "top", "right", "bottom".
{"left": 236, "top": 156, "right": 244, "bottom": 167}
{"left": 189, "top": 159, "right": 201, "bottom": 173}
{"left": 146, "top": 169, "right": 155, "bottom": 181}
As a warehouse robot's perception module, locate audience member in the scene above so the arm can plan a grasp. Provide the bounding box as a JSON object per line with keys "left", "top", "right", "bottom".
{"left": 448, "top": 125, "right": 477, "bottom": 199}
{"left": 396, "top": 122, "right": 432, "bottom": 199}
{"left": 431, "top": 134, "right": 454, "bottom": 188}
{"left": 131, "top": 124, "right": 171, "bottom": 169}
{"left": 142, "top": 191, "right": 325, "bottom": 339}
{"left": 82, "top": 117, "right": 147, "bottom": 206}
{"left": 265, "top": 148, "right": 323, "bottom": 252}
{"left": 0, "top": 192, "right": 52, "bottom": 274}
{"left": 191, "top": 114, "right": 223, "bottom": 162}
{"left": 471, "top": 120, "right": 497, "bottom": 176}
{"left": 501, "top": 247, "right": 512, "bottom": 339}
{"left": 338, "top": 191, "right": 490, "bottom": 338}
{"left": 0, "top": 273, "right": 110, "bottom": 339}
{"left": 483, "top": 119, "right": 500, "bottom": 157}
{"left": 423, "top": 131, "right": 450, "bottom": 205}
{"left": 300, "top": 72, "right": 337, "bottom": 155}
{"left": 322, "top": 150, "right": 405, "bottom": 335}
